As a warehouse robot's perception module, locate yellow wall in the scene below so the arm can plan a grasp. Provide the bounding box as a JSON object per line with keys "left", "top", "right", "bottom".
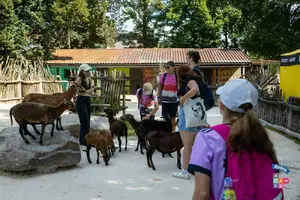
{"left": 108, "top": 67, "right": 130, "bottom": 94}
{"left": 280, "top": 49, "right": 300, "bottom": 100}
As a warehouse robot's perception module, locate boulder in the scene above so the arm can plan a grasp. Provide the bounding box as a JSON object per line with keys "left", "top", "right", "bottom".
{"left": 0, "top": 126, "right": 81, "bottom": 172}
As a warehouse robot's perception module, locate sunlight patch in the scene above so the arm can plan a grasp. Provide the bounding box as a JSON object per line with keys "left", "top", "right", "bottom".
{"left": 124, "top": 186, "right": 151, "bottom": 191}
{"left": 104, "top": 180, "right": 122, "bottom": 185}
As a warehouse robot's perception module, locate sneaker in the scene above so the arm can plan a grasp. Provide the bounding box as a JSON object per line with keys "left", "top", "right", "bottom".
{"left": 172, "top": 170, "right": 191, "bottom": 179}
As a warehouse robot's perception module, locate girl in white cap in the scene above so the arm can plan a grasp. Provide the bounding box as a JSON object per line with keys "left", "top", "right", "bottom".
{"left": 188, "top": 78, "right": 283, "bottom": 200}
{"left": 75, "top": 63, "right": 96, "bottom": 146}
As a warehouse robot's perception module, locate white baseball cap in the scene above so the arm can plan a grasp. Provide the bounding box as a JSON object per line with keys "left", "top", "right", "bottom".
{"left": 79, "top": 63, "right": 92, "bottom": 71}
{"left": 216, "top": 78, "right": 258, "bottom": 113}
{"left": 143, "top": 82, "right": 153, "bottom": 95}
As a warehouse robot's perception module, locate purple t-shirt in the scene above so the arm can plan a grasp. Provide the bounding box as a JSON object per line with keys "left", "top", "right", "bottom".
{"left": 188, "top": 128, "right": 226, "bottom": 199}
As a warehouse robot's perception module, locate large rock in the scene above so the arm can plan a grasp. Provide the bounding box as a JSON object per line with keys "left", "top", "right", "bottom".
{"left": 0, "top": 126, "right": 81, "bottom": 172}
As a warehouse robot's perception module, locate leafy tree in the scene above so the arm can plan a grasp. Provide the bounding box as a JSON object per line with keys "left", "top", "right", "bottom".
{"left": 120, "top": 0, "right": 166, "bottom": 47}
{"left": 0, "top": 0, "right": 28, "bottom": 56}
{"left": 165, "top": 0, "right": 222, "bottom": 48}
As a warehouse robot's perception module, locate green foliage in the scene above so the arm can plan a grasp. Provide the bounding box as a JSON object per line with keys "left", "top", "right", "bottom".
{"left": 0, "top": 0, "right": 117, "bottom": 59}
{"left": 165, "top": 0, "right": 222, "bottom": 48}
{"left": 119, "top": 0, "right": 166, "bottom": 47}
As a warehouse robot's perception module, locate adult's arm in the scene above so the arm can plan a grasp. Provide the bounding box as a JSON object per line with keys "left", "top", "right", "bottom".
{"left": 180, "top": 79, "right": 199, "bottom": 104}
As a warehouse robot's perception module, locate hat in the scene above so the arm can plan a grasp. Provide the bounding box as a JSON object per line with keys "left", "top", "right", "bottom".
{"left": 216, "top": 79, "right": 258, "bottom": 113}
{"left": 143, "top": 82, "right": 153, "bottom": 95}
{"left": 165, "top": 61, "right": 175, "bottom": 67}
{"left": 79, "top": 63, "right": 92, "bottom": 71}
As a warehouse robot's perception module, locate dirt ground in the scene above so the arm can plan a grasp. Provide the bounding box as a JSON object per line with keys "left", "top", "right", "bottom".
{"left": 0, "top": 96, "right": 299, "bottom": 200}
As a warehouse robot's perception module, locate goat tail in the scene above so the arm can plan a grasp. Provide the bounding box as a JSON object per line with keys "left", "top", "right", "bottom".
{"left": 144, "top": 137, "right": 150, "bottom": 151}
{"left": 9, "top": 108, "right": 13, "bottom": 126}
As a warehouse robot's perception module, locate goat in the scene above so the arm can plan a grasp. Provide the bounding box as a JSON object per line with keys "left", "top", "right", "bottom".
{"left": 10, "top": 100, "right": 75, "bottom": 145}
{"left": 85, "top": 132, "right": 110, "bottom": 165}
{"left": 138, "top": 114, "right": 173, "bottom": 157}
{"left": 104, "top": 108, "right": 128, "bottom": 152}
{"left": 120, "top": 113, "right": 171, "bottom": 157}
{"left": 120, "top": 114, "right": 140, "bottom": 150}
{"left": 145, "top": 131, "right": 183, "bottom": 170}
{"left": 98, "top": 129, "right": 116, "bottom": 157}
{"left": 22, "top": 85, "right": 77, "bottom": 133}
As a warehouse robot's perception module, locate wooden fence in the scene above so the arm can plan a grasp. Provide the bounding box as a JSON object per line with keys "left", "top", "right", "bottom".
{"left": 69, "top": 69, "right": 129, "bottom": 116}
{"left": 0, "top": 80, "right": 67, "bottom": 103}
{"left": 256, "top": 97, "right": 300, "bottom": 134}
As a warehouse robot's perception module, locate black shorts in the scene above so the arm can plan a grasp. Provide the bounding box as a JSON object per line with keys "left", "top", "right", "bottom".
{"left": 162, "top": 102, "right": 178, "bottom": 117}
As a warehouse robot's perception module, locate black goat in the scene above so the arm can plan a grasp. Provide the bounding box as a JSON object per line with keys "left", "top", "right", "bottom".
{"left": 145, "top": 131, "right": 183, "bottom": 170}
{"left": 138, "top": 114, "right": 173, "bottom": 157}
{"left": 104, "top": 108, "right": 128, "bottom": 152}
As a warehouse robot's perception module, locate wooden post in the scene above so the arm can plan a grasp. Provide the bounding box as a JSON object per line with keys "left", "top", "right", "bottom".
{"left": 122, "top": 77, "right": 126, "bottom": 116}
{"left": 17, "top": 74, "right": 22, "bottom": 98}
{"left": 216, "top": 68, "right": 219, "bottom": 86}
{"left": 39, "top": 79, "right": 43, "bottom": 93}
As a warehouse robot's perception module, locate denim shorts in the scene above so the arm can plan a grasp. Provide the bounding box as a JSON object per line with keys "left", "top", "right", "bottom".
{"left": 178, "top": 106, "right": 202, "bottom": 132}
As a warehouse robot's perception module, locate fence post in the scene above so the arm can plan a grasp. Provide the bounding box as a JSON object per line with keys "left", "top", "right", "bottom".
{"left": 39, "top": 79, "right": 43, "bottom": 93}
{"left": 17, "top": 74, "right": 22, "bottom": 98}
{"left": 287, "top": 107, "right": 293, "bottom": 130}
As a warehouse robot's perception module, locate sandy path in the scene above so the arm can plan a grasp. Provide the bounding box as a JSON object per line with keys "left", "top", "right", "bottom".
{"left": 0, "top": 96, "right": 299, "bottom": 200}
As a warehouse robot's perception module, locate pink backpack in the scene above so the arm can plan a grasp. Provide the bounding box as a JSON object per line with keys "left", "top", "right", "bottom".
{"left": 211, "top": 124, "right": 284, "bottom": 200}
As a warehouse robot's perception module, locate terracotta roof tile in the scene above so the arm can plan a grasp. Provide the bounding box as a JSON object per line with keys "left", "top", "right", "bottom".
{"left": 46, "top": 48, "right": 251, "bottom": 65}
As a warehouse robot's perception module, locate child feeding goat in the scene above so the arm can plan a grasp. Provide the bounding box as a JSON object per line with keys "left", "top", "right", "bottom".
{"left": 145, "top": 131, "right": 183, "bottom": 170}
{"left": 85, "top": 132, "right": 110, "bottom": 165}
{"left": 10, "top": 100, "right": 75, "bottom": 145}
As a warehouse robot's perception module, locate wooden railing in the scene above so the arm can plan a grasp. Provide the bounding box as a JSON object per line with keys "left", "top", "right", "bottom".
{"left": 256, "top": 97, "right": 300, "bottom": 134}
{"left": 0, "top": 80, "right": 67, "bottom": 103}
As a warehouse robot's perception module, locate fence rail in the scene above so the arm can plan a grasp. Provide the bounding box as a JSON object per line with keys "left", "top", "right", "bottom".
{"left": 256, "top": 97, "right": 300, "bottom": 134}
{"left": 0, "top": 80, "right": 67, "bottom": 103}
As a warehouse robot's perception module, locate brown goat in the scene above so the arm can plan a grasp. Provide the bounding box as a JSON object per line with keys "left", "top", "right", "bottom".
{"left": 99, "top": 129, "right": 116, "bottom": 157}
{"left": 85, "top": 132, "right": 110, "bottom": 165}
{"left": 10, "top": 100, "right": 75, "bottom": 145}
{"left": 104, "top": 108, "right": 128, "bottom": 152}
{"left": 22, "top": 85, "right": 77, "bottom": 132}
{"left": 145, "top": 131, "right": 183, "bottom": 170}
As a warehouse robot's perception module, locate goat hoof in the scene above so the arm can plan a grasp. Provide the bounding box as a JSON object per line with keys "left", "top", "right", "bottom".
{"left": 96, "top": 161, "right": 100, "bottom": 164}
{"left": 125, "top": 147, "right": 127, "bottom": 151}
{"left": 119, "top": 149, "right": 121, "bottom": 152}
{"left": 39, "top": 141, "right": 44, "bottom": 145}
{"left": 25, "top": 141, "right": 30, "bottom": 144}
{"left": 152, "top": 167, "right": 156, "bottom": 170}
{"left": 178, "top": 165, "right": 182, "bottom": 170}
{"left": 135, "top": 149, "right": 138, "bottom": 152}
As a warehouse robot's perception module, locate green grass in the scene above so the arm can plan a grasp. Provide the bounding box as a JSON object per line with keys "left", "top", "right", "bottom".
{"left": 266, "top": 125, "right": 300, "bottom": 145}
{"left": 122, "top": 121, "right": 136, "bottom": 137}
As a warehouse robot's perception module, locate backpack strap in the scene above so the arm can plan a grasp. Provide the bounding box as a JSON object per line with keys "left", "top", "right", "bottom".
{"left": 211, "top": 124, "right": 230, "bottom": 175}
{"left": 161, "top": 73, "right": 167, "bottom": 91}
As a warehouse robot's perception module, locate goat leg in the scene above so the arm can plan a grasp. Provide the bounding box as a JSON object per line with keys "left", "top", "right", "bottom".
{"left": 140, "top": 139, "right": 144, "bottom": 155}
{"left": 118, "top": 135, "right": 122, "bottom": 152}
{"left": 125, "top": 135, "right": 127, "bottom": 151}
{"left": 177, "top": 149, "right": 182, "bottom": 170}
{"left": 56, "top": 118, "right": 59, "bottom": 131}
{"left": 86, "top": 145, "right": 92, "bottom": 164}
{"left": 135, "top": 140, "right": 139, "bottom": 151}
{"left": 32, "top": 124, "right": 41, "bottom": 135}
{"left": 148, "top": 148, "right": 156, "bottom": 170}
{"left": 24, "top": 123, "right": 36, "bottom": 140}
{"left": 96, "top": 149, "right": 100, "bottom": 164}
{"left": 39, "top": 124, "right": 46, "bottom": 145}
{"left": 146, "top": 148, "right": 152, "bottom": 168}
{"left": 58, "top": 117, "right": 64, "bottom": 131}
{"left": 50, "top": 122, "right": 55, "bottom": 137}
{"left": 19, "top": 124, "right": 30, "bottom": 144}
